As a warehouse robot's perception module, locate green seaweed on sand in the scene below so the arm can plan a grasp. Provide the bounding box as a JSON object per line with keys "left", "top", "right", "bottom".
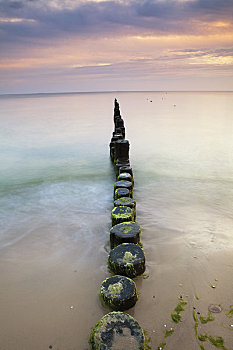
{"left": 157, "top": 328, "right": 175, "bottom": 350}
{"left": 226, "top": 305, "right": 233, "bottom": 318}
{"left": 164, "top": 329, "right": 174, "bottom": 338}
{"left": 157, "top": 340, "right": 166, "bottom": 350}
{"left": 208, "top": 336, "right": 227, "bottom": 350}
{"left": 193, "top": 308, "right": 199, "bottom": 337}
{"left": 156, "top": 297, "right": 187, "bottom": 349}
{"left": 193, "top": 306, "right": 228, "bottom": 350}
{"left": 143, "top": 330, "right": 152, "bottom": 350}
{"left": 197, "top": 334, "right": 228, "bottom": 350}
{"left": 171, "top": 297, "right": 187, "bottom": 324}
{"left": 171, "top": 313, "right": 181, "bottom": 323}
{"left": 198, "top": 334, "right": 208, "bottom": 342}
{"left": 199, "top": 311, "right": 215, "bottom": 324}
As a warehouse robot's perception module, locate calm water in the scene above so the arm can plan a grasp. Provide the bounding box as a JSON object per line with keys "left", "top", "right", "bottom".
{"left": 1, "top": 91, "right": 233, "bottom": 251}
{"left": 1, "top": 91, "right": 233, "bottom": 349}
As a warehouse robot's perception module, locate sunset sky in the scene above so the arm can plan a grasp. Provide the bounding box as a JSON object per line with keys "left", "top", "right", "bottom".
{"left": 0, "top": 0, "right": 233, "bottom": 93}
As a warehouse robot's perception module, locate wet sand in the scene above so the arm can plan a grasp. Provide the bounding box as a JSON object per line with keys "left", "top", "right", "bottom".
{"left": 0, "top": 214, "right": 232, "bottom": 350}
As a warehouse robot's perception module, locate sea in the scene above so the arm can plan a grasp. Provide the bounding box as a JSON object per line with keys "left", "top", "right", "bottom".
{"left": 0, "top": 91, "right": 233, "bottom": 349}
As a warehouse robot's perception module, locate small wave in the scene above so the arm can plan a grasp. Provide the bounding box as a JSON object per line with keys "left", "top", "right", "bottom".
{"left": 0, "top": 177, "right": 114, "bottom": 250}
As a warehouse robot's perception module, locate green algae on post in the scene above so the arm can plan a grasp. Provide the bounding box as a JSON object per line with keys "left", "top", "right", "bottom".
{"left": 89, "top": 311, "right": 145, "bottom": 349}
{"left": 114, "top": 197, "right": 136, "bottom": 210}
{"left": 114, "top": 180, "right": 133, "bottom": 197}
{"left": 118, "top": 172, "right": 133, "bottom": 183}
{"left": 111, "top": 206, "right": 134, "bottom": 226}
{"left": 110, "top": 221, "right": 141, "bottom": 249}
{"left": 100, "top": 275, "right": 138, "bottom": 311}
{"left": 114, "top": 187, "right": 130, "bottom": 200}
{"left": 119, "top": 165, "right": 133, "bottom": 177}
{"left": 108, "top": 243, "right": 146, "bottom": 278}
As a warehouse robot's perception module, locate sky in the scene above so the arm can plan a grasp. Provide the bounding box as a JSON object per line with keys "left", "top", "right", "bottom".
{"left": 0, "top": 0, "right": 233, "bottom": 94}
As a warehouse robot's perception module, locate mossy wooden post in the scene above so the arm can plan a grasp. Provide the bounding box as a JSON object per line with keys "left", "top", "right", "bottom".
{"left": 108, "top": 243, "right": 146, "bottom": 278}
{"left": 119, "top": 165, "right": 133, "bottom": 178}
{"left": 89, "top": 98, "right": 146, "bottom": 349}
{"left": 114, "top": 197, "right": 136, "bottom": 219}
{"left": 114, "top": 126, "right": 125, "bottom": 139}
{"left": 115, "top": 161, "right": 130, "bottom": 176}
{"left": 120, "top": 126, "right": 125, "bottom": 138}
{"left": 109, "top": 134, "right": 124, "bottom": 161}
{"left": 118, "top": 172, "right": 133, "bottom": 183}
{"left": 110, "top": 221, "right": 140, "bottom": 249}
{"left": 111, "top": 206, "right": 134, "bottom": 226}
{"left": 113, "top": 128, "right": 123, "bottom": 136}
{"left": 114, "top": 139, "right": 130, "bottom": 164}
{"left": 114, "top": 98, "right": 121, "bottom": 118}
{"left": 100, "top": 275, "right": 138, "bottom": 311}
{"left": 89, "top": 311, "right": 145, "bottom": 349}
{"left": 114, "top": 188, "right": 130, "bottom": 200}
{"left": 114, "top": 197, "right": 136, "bottom": 210}
{"left": 115, "top": 117, "right": 124, "bottom": 128}
{"left": 114, "top": 180, "right": 133, "bottom": 198}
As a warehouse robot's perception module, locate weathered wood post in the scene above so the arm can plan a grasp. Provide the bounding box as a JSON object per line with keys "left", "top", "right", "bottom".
{"left": 89, "top": 99, "right": 146, "bottom": 349}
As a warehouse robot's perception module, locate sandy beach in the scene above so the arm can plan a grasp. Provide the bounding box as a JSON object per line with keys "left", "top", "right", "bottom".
{"left": 1, "top": 215, "right": 233, "bottom": 349}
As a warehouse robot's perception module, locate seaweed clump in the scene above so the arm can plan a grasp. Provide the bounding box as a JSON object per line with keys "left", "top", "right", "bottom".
{"left": 171, "top": 296, "right": 187, "bottom": 324}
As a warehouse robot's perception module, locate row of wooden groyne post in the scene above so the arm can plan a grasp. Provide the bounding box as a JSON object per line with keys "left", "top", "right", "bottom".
{"left": 89, "top": 99, "right": 146, "bottom": 349}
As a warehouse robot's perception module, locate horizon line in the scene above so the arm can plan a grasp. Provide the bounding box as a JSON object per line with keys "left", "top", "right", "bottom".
{"left": 1, "top": 89, "right": 233, "bottom": 97}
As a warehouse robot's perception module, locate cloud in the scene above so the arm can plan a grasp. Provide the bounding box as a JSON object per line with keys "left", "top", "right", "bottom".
{"left": 0, "top": 0, "right": 233, "bottom": 47}
{"left": 1, "top": 0, "right": 233, "bottom": 93}
{"left": 136, "top": 0, "right": 233, "bottom": 18}
{"left": 170, "top": 47, "right": 233, "bottom": 65}
{"left": 68, "top": 48, "right": 233, "bottom": 81}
